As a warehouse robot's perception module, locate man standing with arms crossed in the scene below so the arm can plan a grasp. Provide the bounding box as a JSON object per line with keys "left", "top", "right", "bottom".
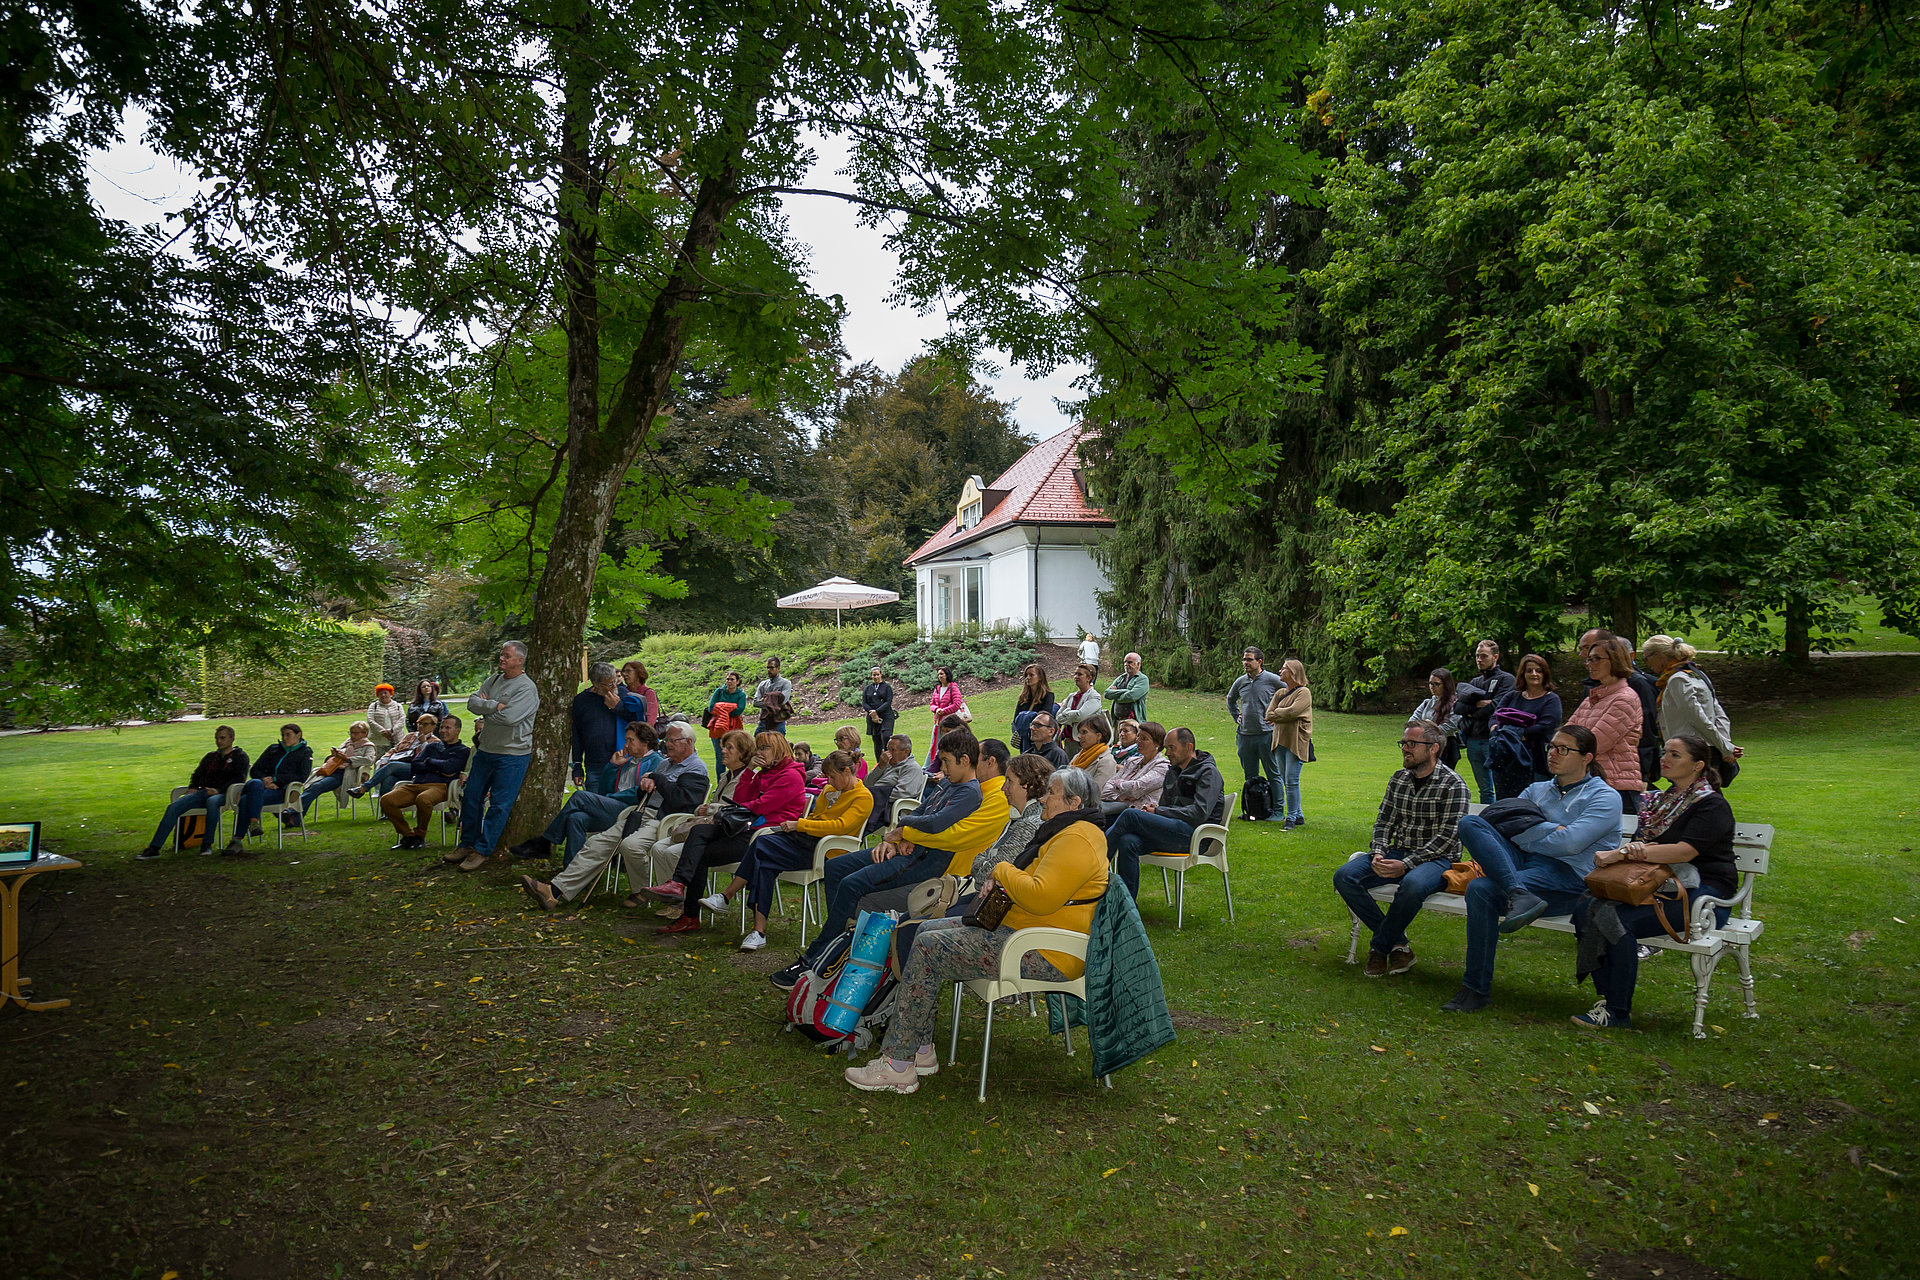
{"left": 452, "top": 640, "right": 541, "bottom": 872}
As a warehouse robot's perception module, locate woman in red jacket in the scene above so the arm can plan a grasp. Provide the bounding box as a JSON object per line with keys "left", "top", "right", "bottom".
{"left": 654, "top": 734, "right": 808, "bottom": 936}
{"left": 1566, "top": 636, "right": 1645, "bottom": 813}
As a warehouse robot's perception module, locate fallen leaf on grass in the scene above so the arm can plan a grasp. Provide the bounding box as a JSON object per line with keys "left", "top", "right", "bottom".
{"left": 1370, "top": 1045, "right": 1386, "bottom": 1054}
{"left": 1526, "top": 1183, "right": 1539, "bottom": 1197}
{"left": 1541, "top": 1237, "right": 1561, "bottom": 1253}
{"left": 1102, "top": 1168, "right": 1119, "bottom": 1178}
{"left": 1389, "top": 1227, "right": 1408, "bottom": 1237}
{"left": 412, "top": 1243, "right": 427, "bottom": 1251}
{"left": 1582, "top": 1101, "right": 1600, "bottom": 1115}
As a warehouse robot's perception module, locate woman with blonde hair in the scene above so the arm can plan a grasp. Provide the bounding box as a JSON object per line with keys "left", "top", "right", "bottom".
{"left": 1639, "top": 636, "right": 1741, "bottom": 774}
{"left": 1264, "top": 658, "right": 1313, "bottom": 829}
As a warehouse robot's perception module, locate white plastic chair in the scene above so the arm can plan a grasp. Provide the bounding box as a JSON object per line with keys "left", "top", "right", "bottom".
{"left": 251, "top": 781, "right": 310, "bottom": 850}
{"left": 1136, "top": 793, "right": 1235, "bottom": 929}
{"left": 169, "top": 783, "right": 244, "bottom": 854}
{"left": 947, "top": 926, "right": 1103, "bottom": 1102}
{"left": 599, "top": 777, "right": 713, "bottom": 899}
{"left": 778, "top": 835, "right": 863, "bottom": 936}
{"left": 428, "top": 776, "right": 465, "bottom": 846}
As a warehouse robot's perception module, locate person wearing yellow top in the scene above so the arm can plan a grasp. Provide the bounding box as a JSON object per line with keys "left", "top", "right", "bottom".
{"left": 897, "top": 739, "right": 1013, "bottom": 875}
{"left": 704, "top": 751, "right": 871, "bottom": 951}
{"left": 845, "top": 764, "right": 1110, "bottom": 1094}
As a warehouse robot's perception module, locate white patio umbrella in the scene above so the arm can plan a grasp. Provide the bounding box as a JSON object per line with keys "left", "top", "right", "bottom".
{"left": 775, "top": 576, "right": 901, "bottom": 628}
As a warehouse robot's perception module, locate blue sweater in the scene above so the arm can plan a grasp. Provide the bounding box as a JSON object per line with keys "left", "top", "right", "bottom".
{"left": 901, "top": 778, "right": 981, "bottom": 836}
{"left": 1510, "top": 773, "right": 1620, "bottom": 877}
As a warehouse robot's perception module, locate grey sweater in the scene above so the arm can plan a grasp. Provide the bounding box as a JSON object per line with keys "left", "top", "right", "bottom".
{"left": 1227, "top": 670, "right": 1285, "bottom": 736}
{"left": 467, "top": 672, "right": 540, "bottom": 756}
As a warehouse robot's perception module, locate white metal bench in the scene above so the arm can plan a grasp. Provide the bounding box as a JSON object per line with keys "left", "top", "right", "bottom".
{"left": 1342, "top": 807, "right": 1770, "bottom": 1038}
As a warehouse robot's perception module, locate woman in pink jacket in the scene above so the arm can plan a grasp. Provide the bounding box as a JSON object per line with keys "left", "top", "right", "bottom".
{"left": 1567, "top": 636, "right": 1645, "bottom": 813}
{"left": 927, "top": 667, "right": 967, "bottom": 768}
{"left": 653, "top": 733, "right": 808, "bottom": 935}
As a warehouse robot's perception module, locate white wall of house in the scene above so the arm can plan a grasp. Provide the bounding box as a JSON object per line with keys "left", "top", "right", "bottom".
{"left": 913, "top": 524, "right": 1107, "bottom": 642}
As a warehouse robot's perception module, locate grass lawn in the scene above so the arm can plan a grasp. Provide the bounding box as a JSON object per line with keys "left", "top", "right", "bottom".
{"left": 1621, "top": 596, "right": 1920, "bottom": 655}
{"left": 1, "top": 675, "right": 1917, "bottom": 1279}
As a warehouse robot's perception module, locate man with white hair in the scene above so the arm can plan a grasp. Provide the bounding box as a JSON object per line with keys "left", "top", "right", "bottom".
{"left": 450, "top": 639, "right": 541, "bottom": 872}
{"left": 1104, "top": 651, "right": 1149, "bottom": 723}
{"left": 518, "top": 721, "right": 709, "bottom": 909}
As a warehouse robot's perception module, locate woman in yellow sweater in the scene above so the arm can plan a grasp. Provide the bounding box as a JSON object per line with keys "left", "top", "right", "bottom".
{"left": 845, "top": 765, "right": 1109, "bottom": 1094}
{"left": 706, "top": 750, "right": 872, "bottom": 952}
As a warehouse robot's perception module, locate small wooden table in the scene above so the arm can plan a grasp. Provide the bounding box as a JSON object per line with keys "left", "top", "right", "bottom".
{"left": 0, "top": 853, "right": 81, "bottom": 1011}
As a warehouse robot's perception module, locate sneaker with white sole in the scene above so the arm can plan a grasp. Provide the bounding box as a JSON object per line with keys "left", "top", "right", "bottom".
{"left": 1571, "top": 1005, "right": 1632, "bottom": 1030}
{"left": 912, "top": 1044, "right": 940, "bottom": 1077}
{"left": 739, "top": 929, "right": 767, "bottom": 951}
{"left": 844, "top": 1057, "right": 919, "bottom": 1094}
{"left": 698, "top": 892, "right": 729, "bottom": 914}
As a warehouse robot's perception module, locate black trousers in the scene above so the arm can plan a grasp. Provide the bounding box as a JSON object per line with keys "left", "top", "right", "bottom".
{"left": 670, "top": 821, "right": 753, "bottom": 918}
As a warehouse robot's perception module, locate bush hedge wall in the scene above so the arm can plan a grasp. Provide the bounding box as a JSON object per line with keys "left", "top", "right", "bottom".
{"left": 377, "top": 619, "right": 436, "bottom": 696}
{"left": 203, "top": 621, "right": 389, "bottom": 717}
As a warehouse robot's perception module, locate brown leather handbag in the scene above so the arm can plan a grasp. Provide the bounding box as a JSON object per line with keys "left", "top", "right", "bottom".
{"left": 1441, "top": 861, "right": 1482, "bottom": 894}
{"left": 1583, "top": 861, "right": 1690, "bottom": 942}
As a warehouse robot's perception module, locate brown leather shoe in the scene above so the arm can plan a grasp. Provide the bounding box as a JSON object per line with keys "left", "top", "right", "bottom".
{"left": 519, "top": 876, "right": 558, "bottom": 911}
{"left": 1363, "top": 951, "right": 1390, "bottom": 978}
{"left": 444, "top": 845, "right": 475, "bottom": 865}
{"left": 458, "top": 851, "right": 487, "bottom": 872}
{"left": 1387, "top": 946, "right": 1417, "bottom": 976}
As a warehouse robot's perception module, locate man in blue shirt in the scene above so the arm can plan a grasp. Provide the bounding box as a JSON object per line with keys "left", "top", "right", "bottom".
{"left": 1441, "top": 724, "right": 1622, "bottom": 1013}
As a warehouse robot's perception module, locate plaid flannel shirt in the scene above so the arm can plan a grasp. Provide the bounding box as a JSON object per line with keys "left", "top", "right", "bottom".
{"left": 1368, "top": 763, "right": 1470, "bottom": 866}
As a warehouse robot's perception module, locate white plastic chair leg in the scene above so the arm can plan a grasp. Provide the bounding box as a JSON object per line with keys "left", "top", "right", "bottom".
{"left": 1175, "top": 869, "right": 1186, "bottom": 930}
{"left": 977, "top": 997, "right": 997, "bottom": 1103}
{"left": 1054, "top": 994, "right": 1073, "bottom": 1056}
{"left": 1160, "top": 867, "right": 1171, "bottom": 902}
{"left": 1222, "top": 870, "right": 1236, "bottom": 923}
{"left": 1346, "top": 917, "right": 1363, "bottom": 963}
{"left": 949, "top": 982, "right": 964, "bottom": 1065}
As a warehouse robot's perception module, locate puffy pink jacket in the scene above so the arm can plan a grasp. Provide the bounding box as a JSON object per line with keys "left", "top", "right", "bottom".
{"left": 1566, "top": 678, "right": 1644, "bottom": 793}
{"left": 733, "top": 759, "right": 808, "bottom": 827}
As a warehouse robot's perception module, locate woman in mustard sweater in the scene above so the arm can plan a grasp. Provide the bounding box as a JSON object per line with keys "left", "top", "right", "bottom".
{"left": 705, "top": 750, "right": 872, "bottom": 952}
{"left": 845, "top": 765, "right": 1110, "bottom": 1094}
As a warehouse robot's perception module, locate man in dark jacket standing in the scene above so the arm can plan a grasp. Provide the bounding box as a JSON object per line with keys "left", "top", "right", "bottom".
{"left": 1453, "top": 639, "right": 1515, "bottom": 803}
{"left": 570, "top": 662, "right": 626, "bottom": 793}
{"left": 1104, "top": 727, "right": 1226, "bottom": 897}
{"left": 228, "top": 724, "right": 313, "bottom": 853}
{"left": 136, "top": 725, "right": 249, "bottom": 860}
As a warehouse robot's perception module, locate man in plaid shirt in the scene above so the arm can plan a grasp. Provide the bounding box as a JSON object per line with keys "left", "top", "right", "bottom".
{"left": 1334, "top": 719, "right": 1470, "bottom": 976}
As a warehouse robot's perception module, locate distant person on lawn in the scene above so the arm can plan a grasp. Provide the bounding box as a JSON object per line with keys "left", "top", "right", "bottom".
{"left": 754, "top": 658, "right": 793, "bottom": 736}
{"left": 705, "top": 670, "right": 748, "bottom": 770}
{"left": 227, "top": 724, "right": 313, "bottom": 852}
{"left": 1104, "top": 651, "right": 1149, "bottom": 723}
{"left": 366, "top": 683, "right": 406, "bottom": 749}
{"left": 1331, "top": 719, "right": 1469, "bottom": 977}
{"left": 452, "top": 640, "right": 541, "bottom": 872}
{"left": 383, "top": 716, "right": 470, "bottom": 850}
{"left": 298, "top": 721, "right": 379, "bottom": 818}
{"left": 1103, "top": 727, "right": 1225, "bottom": 897}
{"left": 510, "top": 721, "right": 662, "bottom": 865}
{"left": 406, "top": 679, "right": 449, "bottom": 732}
{"left": 861, "top": 666, "right": 896, "bottom": 760}
{"left": 570, "top": 662, "right": 627, "bottom": 793}
{"left": 1078, "top": 633, "right": 1100, "bottom": 670}
{"left": 1452, "top": 639, "right": 1514, "bottom": 803}
{"left": 136, "top": 725, "right": 249, "bottom": 860}
{"left": 1225, "top": 646, "right": 1284, "bottom": 820}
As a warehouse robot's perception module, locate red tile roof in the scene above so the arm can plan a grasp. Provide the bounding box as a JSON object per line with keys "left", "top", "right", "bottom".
{"left": 904, "top": 424, "right": 1111, "bottom": 565}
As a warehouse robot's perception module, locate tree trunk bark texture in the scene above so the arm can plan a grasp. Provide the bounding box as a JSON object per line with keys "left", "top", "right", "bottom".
{"left": 1783, "top": 597, "right": 1812, "bottom": 668}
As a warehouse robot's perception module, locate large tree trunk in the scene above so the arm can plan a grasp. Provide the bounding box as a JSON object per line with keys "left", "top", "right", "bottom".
{"left": 1609, "top": 592, "right": 1638, "bottom": 647}
{"left": 1783, "top": 596, "right": 1813, "bottom": 669}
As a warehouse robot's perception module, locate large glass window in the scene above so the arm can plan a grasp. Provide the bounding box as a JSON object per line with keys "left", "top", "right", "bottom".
{"left": 965, "top": 566, "right": 984, "bottom": 626}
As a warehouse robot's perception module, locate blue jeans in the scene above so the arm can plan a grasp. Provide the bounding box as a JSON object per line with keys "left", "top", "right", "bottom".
{"left": 365, "top": 761, "right": 412, "bottom": 795}
{"left": 1574, "top": 894, "right": 1731, "bottom": 1017}
{"left": 299, "top": 772, "right": 344, "bottom": 814}
{"left": 1106, "top": 808, "right": 1200, "bottom": 898}
{"left": 148, "top": 788, "right": 227, "bottom": 851}
{"left": 801, "top": 845, "right": 948, "bottom": 966}
{"left": 1235, "top": 731, "right": 1279, "bottom": 813}
{"left": 1275, "top": 746, "right": 1305, "bottom": 822}
{"left": 1333, "top": 849, "right": 1447, "bottom": 955}
{"left": 541, "top": 790, "right": 630, "bottom": 865}
{"left": 737, "top": 831, "right": 817, "bottom": 917}
{"left": 236, "top": 778, "right": 288, "bottom": 829}
{"left": 1464, "top": 738, "right": 1495, "bottom": 803}
{"left": 577, "top": 760, "right": 615, "bottom": 795}
{"left": 460, "top": 750, "right": 532, "bottom": 857}
{"left": 1457, "top": 815, "right": 1588, "bottom": 996}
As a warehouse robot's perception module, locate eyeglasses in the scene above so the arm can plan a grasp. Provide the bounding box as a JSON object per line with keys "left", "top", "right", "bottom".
{"left": 1582, "top": 653, "right": 1607, "bottom": 663}
{"left": 1397, "top": 739, "right": 1436, "bottom": 749}
{"left": 1547, "top": 743, "right": 1581, "bottom": 755}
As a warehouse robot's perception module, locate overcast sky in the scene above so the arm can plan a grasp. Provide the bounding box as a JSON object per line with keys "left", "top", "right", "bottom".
{"left": 87, "top": 116, "right": 1083, "bottom": 443}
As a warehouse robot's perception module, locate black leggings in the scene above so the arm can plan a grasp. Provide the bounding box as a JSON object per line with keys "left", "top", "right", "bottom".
{"left": 671, "top": 822, "right": 752, "bottom": 918}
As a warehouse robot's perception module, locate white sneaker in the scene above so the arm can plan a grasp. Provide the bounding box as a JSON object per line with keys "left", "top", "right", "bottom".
{"left": 912, "top": 1044, "right": 940, "bottom": 1077}
{"left": 697, "top": 893, "right": 728, "bottom": 913}
{"left": 844, "top": 1057, "right": 919, "bottom": 1094}
{"left": 739, "top": 930, "right": 767, "bottom": 951}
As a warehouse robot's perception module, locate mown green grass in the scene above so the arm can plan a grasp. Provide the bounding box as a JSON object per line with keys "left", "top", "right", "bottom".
{"left": 1, "top": 670, "right": 1917, "bottom": 1279}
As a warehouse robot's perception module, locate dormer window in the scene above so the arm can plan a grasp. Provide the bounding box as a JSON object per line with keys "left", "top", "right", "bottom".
{"left": 959, "top": 499, "right": 982, "bottom": 530}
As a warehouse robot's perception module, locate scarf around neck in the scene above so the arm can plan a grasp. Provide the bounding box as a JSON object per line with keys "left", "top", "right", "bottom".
{"left": 1011, "top": 806, "right": 1107, "bottom": 871}
{"left": 1637, "top": 774, "right": 1715, "bottom": 841}
{"left": 1070, "top": 741, "right": 1109, "bottom": 770}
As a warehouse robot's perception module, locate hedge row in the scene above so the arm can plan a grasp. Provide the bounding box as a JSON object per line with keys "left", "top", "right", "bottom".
{"left": 378, "top": 618, "right": 436, "bottom": 696}
{"left": 203, "top": 621, "right": 389, "bottom": 717}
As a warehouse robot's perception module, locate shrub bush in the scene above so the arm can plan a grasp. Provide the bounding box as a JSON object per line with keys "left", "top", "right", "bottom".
{"left": 377, "top": 619, "right": 436, "bottom": 694}
{"left": 203, "top": 621, "right": 388, "bottom": 717}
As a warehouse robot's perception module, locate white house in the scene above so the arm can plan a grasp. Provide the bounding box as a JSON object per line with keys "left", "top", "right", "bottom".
{"left": 904, "top": 425, "right": 1113, "bottom": 642}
